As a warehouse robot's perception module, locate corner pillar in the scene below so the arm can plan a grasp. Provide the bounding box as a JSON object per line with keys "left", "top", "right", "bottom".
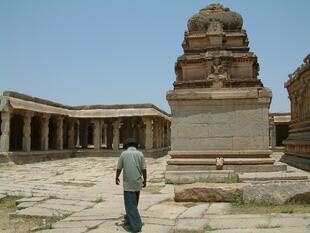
{"left": 0, "top": 111, "right": 11, "bottom": 152}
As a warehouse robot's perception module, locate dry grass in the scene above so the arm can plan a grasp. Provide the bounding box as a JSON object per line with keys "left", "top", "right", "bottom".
{"left": 0, "top": 196, "right": 42, "bottom": 233}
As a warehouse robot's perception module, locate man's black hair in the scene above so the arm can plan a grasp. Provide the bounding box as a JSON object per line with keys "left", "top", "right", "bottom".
{"left": 124, "top": 138, "right": 138, "bottom": 149}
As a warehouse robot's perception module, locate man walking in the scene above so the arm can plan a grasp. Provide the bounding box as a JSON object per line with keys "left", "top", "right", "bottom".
{"left": 115, "top": 138, "right": 147, "bottom": 232}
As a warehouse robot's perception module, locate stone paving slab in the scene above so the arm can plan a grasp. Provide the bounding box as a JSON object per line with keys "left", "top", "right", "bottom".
{"left": 179, "top": 203, "right": 210, "bottom": 218}
{"left": 174, "top": 218, "right": 209, "bottom": 231}
{"left": 16, "top": 196, "right": 48, "bottom": 203}
{"left": 207, "top": 214, "right": 310, "bottom": 229}
{"left": 142, "top": 217, "right": 175, "bottom": 226}
{"left": 53, "top": 219, "right": 104, "bottom": 229}
{"left": 10, "top": 207, "right": 69, "bottom": 218}
{"left": 141, "top": 203, "right": 187, "bottom": 220}
{"left": 205, "top": 202, "right": 231, "bottom": 215}
{"left": 37, "top": 227, "right": 87, "bottom": 233}
{"left": 36, "top": 202, "right": 87, "bottom": 212}
{"left": 17, "top": 201, "right": 37, "bottom": 209}
{"left": 209, "top": 227, "right": 310, "bottom": 233}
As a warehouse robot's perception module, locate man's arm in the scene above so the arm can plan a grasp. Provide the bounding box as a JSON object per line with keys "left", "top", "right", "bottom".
{"left": 142, "top": 169, "right": 147, "bottom": 188}
{"left": 115, "top": 169, "right": 122, "bottom": 185}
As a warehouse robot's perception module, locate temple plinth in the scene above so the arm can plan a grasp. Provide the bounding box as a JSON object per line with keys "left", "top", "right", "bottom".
{"left": 166, "top": 4, "right": 283, "bottom": 177}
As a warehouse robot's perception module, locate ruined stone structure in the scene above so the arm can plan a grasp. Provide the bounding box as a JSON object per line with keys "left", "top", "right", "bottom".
{"left": 283, "top": 53, "right": 310, "bottom": 171}
{"left": 0, "top": 91, "right": 171, "bottom": 163}
{"left": 269, "top": 113, "right": 290, "bottom": 150}
{"left": 166, "top": 4, "right": 283, "bottom": 174}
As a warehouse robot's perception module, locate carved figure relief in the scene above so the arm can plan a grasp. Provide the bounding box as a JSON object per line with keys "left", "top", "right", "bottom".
{"left": 207, "top": 58, "right": 228, "bottom": 88}
{"left": 207, "top": 20, "right": 223, "bottom": 33}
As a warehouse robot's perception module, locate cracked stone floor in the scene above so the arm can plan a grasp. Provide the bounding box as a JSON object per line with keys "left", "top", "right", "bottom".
{"left": 0, "top": 154, "right": 309, "bottom": 233}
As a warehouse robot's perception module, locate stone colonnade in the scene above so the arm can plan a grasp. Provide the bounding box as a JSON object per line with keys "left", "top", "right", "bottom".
{"left": 268, "top": 113, "right": 290, "bottom": 149}
{"left": 0, "top": 110, "right": 171, "bottom": 153}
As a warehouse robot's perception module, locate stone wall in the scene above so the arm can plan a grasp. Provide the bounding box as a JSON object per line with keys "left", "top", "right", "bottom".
{"left": 283, "top": 53, "right": 310, "bottom": 171}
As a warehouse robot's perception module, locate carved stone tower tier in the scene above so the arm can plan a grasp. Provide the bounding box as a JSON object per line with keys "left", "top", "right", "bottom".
{"left": 165, "top": 4, "right": 279, "bottom": 178}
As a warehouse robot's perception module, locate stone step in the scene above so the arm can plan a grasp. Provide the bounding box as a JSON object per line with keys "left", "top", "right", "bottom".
{"left": 167, "top": 158, "right": 275, "bottom": 165}
{"left": 166, "top": 163, "right": 287, "bottom": 173}
{"left": 169, "top": 150, "right": 272, "bottom": 159}
{"left": 239, "top": 171, "right": 309, "bottom": 182}
{"left": 165, "top": 170, "right": 238, "bottom": 184}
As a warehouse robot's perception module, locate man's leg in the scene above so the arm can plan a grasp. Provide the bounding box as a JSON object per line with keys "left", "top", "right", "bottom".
{"left": 124, "top": 191, "right": 142, "bottom": 232}
{"left": 135, "top": 191, "right": 140, "bottom": 206}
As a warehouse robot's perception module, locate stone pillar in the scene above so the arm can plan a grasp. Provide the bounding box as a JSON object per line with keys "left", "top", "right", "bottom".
{"left": 22, "top": 112, "right": 32, "bottom": 152}
{"left": 103, "top": 123, "right": 107, "bottom": 147}
{"left": 161, "top": 120, "right": 165, "bottom": 148}
{"left": 40, "top": 115, "right": 50, "bottom": 150}
{"left": 56, "top": 116, "right": 63, "bottom": 150}
{"left": 270, "top": 122, "right": 276, "bottom": 148}
{"left": 93, "top": 119, "right": 102, "bottom": 150}
{"left": 167, "top": 121, "right": 171, "bottom": 146}
{"left": 157, "top": 120, "right": 162, "bottom": 148}
{"left": 112, "top": 119, "right": 120, "bottom": 150}
{"left": 153, "top": 119, "right": 157, "bottom": 148}
{"left": 143, "top": 117, "right": 153, "bottom": 150}
{"left": 68, "top": 119, "right": 75, "bottom": 149}
{"left": 75, "top": 120, "right": 80, "bottom": 147}
{"left": 0, "top": 111, "right": 11, "bottom": 152}
{"left": 164, "top": 121, "right": 168, "bottom": 147}
{"left": 138, "top": 123, "right": 145, "bottom": 148}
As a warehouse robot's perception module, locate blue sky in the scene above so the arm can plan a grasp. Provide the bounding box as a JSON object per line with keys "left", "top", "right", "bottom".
{"left": 0, "top": 0, "right": 309, "bottom": 113}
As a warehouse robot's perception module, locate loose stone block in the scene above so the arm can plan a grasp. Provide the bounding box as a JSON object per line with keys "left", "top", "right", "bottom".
{"left": 174, "top": 183, "right": 247, "bottom": 202}
{"left": 243, "top": 181, "right": 310, "bottom": 204}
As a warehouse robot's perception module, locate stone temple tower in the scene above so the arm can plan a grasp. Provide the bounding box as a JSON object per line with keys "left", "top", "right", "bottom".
{"left": 166, "top": 4, "right": 283, "bottom": 177}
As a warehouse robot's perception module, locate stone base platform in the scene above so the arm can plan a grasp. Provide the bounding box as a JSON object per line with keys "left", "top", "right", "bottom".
{"left": 239, "top": 171, "right": 309, "bottom": 182}
{"left": 76, "top": 147, "right": 170, "bottom": 158}
{"left": 169, "top": 150, "right": 272, "bottom": 159}
{"left": 281, "top": 153, "right": 310, "bottom": 172}
{"left": 165, "top": 170, "right": 238, "bottom": 184}
{"left": 0, "top": 150, "right": 77, "bottom": 164}
{"left": 0, "top": 147, "right": 170, "bottom": 164}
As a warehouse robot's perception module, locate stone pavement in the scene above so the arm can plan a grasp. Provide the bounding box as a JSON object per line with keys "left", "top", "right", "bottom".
{"left": 0, "top": 155, "right": 309, "bottom": 233}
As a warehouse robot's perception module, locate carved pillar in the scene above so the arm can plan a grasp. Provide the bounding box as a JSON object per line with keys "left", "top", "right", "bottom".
{"left": 161, "top": 120, "right": 165, "bottom": 148}
{"left": 22, "top": 112, "right": 32, "bottom": 152}
{"left": 93, "top": 119, "right": 101, "bottom": 150}
{"left": 40, "top": 115, "right": 50, "bottom": 150}
{"left": 143, "top": 117, "right": 153, "bottom": 150}
{"left": 138, "top": 123, "right": 145, "bottom": 148}
{"left": 164, "top": 121, "right": 169, "bottom": 147}
{"left": 167, "top": 121, "right": 171, "bottom": 146}
{"left": 75, "top": 120, "right": 80, "bottom": 147}
{"left": 270, "top": 122, "right": 276, "bottom": 148}
{"left": 152, "top": 119, "right": 157, "bottom": 148}
{"left": 103, "top": 123, "right": 107, "bottom": 147}
{"left": 0, "top": 111, "right": 11, "bottom": 152}
{"left": 158, "top": 120, "right": 162, "bottom": 148}
{"left": 68, "top": 119, "right": 75, "bottom": 149}
{"left": 56, "top": 116, "right": 63, "bottom": 150}
{"left": 112, "top": 119, "right": 120, "bottom": 150}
